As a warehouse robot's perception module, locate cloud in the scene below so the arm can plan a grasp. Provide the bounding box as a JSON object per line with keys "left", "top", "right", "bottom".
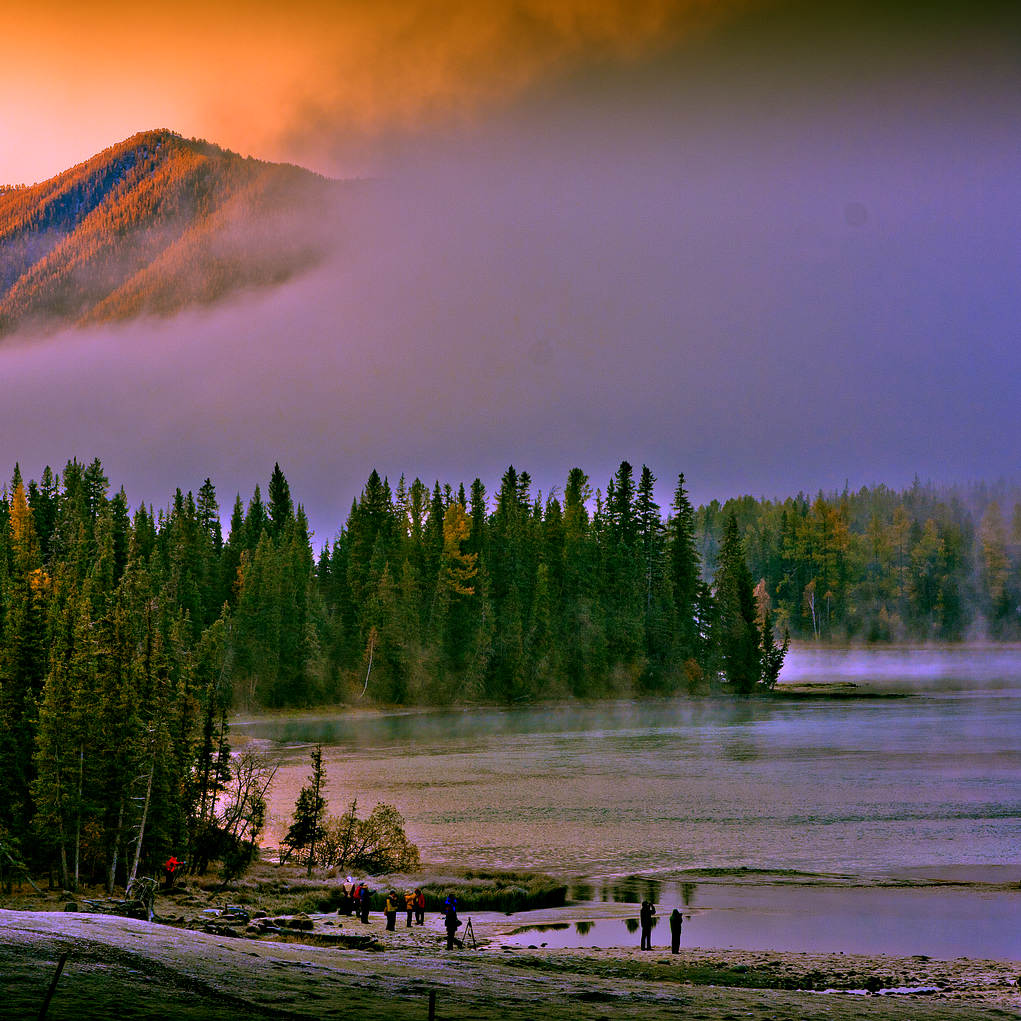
{"left": 0, "top": 0, "right": 744, "bottom": 183}
{"left": 1, "top": 0, "right": 1018, "bottom": 540}
{"left": 2, "top": 58, "right": 1018, "bottom": 541}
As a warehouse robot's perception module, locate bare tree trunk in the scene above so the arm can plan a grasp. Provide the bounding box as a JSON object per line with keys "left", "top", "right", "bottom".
{"left": 53, "top": 764, "right": 70, "bottom": 891}
{"left": 127, "top": 757, "right": 154, "bottom": 891}
{"left": 107, "top": 799, "right": 124, "bottom": 894}
{"left": 57, "top": 835, "right": 69, "bottom": 892}
{"left": 359, "top": 630, "right": 376, "bottom": 698}
{"left": 73, "top": 745, "right": 84, "bottom": 891}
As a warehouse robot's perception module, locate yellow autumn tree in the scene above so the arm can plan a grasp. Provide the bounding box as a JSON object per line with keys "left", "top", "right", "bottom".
{"left": 9, "top": 480, "right": 39, "bottom": 572}
{"left": 439, "top": 503, "right": 477, "bottom": 597}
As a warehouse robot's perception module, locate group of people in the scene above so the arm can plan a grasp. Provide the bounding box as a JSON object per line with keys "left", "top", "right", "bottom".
{"left": 383, "top": 888, "right": 427, "bottom": 930}
{"left": 337, "top": 880, "right": 379, "bottom": 923}
{"left": 639, "top": 901, "right": 685, "bottom": 953}
{"left": 339, "top": 881, "right": 682, "bottom": 953}
{"left": 337, "top": 880, "right": 464, "bottom": 949}
{"left": 337, "top": 880, "right": 429, "bottom": 931}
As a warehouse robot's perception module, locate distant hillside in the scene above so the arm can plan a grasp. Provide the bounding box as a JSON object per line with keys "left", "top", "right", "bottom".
{"left": 0, "top": 130, "right": 342, "bottom": 336}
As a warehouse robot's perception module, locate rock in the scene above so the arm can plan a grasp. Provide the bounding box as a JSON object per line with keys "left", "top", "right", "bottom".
{"left": 64, "top": 902, "right": 78, "bottom": 912}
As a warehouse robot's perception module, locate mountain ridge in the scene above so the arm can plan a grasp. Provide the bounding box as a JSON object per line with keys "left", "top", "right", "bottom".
{"left": 0, "top": 130, "right": 341, "bottom": 336}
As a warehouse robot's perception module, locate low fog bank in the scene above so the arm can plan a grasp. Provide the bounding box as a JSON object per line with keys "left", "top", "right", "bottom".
{"left": 1, "top": 57, "right": 1018, "bottom": 542}
{"left": 779, "top": 645, "right": 1021, "bottom": 692}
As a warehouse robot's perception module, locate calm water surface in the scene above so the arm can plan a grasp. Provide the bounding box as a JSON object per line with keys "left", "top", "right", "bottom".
{"left": 236, "top": 648, "right": 1021, "bottom": 880}
{"left": 501, "top": 881, "right": 1021, "bottom": 959}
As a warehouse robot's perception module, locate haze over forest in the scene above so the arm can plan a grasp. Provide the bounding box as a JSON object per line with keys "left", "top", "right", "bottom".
{"left": 0, "top": 0, "right": 1018, "bottom": 542}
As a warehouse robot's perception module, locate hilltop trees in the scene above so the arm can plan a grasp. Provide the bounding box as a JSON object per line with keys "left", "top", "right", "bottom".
{"left": 0, "top": 130, "right": 338, "bottom": 337}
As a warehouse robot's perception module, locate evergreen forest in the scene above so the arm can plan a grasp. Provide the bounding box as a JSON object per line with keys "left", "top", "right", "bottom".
{"left": 0, "top": 457, "right": 1019, "bottom": 889}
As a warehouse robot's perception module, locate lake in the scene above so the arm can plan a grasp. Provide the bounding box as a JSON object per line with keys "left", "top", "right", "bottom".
{"left": 233, "top": 646, "right": 1021, "bottom": 956}
{"left": 236, "top": 646, "right": 1021, "bottom": 878}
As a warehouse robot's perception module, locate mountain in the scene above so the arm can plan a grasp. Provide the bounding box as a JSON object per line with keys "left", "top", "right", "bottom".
{"left": 0, "top": 130, "right": 343, "bottom": 336}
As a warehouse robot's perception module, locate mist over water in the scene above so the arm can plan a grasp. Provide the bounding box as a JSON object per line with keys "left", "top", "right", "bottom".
{"left": 780, "top": 645, "right": 1021, "bottom": 691}
{"left": 238, "top": 648, "right": 1021, "bottom": 881}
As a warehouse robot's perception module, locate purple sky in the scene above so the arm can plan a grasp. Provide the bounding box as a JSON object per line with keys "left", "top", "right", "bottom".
{"left": 1, "top": 3, "right": 1019, "bottom": 542}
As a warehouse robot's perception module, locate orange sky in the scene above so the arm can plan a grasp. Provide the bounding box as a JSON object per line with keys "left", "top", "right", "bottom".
{"left": 0, "top": 0, "right": 742, "bottom": 184}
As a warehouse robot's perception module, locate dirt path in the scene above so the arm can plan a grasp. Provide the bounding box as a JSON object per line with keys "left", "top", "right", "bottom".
{"left": 2, "top": 909, "right": 1019, "bottom": 1021}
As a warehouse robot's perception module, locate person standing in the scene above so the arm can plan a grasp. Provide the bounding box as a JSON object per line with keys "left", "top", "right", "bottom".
{"left": 405, "top": 890, "right": 416, "bottom": 927}
{"left": 359, "top": 885, "right": 371, "bottom": 924}
{"left": 385, "top": 891, "right": 398, "bottom": 931}
{"left": 669, "top": 908, "right": 683, "bottom": 953}
{"left": 163, "top": 856, "right": 181, "bottom": 890}
{"left": 639, "top": 899, "right": 656, "bottom": 950}
{"left": 444, "top": 899, "right": 461, "bottom": 950}
{"left": 415, "top": 888, "right": 425, "bottom": 925}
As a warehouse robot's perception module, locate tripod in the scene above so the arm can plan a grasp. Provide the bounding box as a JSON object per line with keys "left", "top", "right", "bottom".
{"left": 463, "top": 917, "right": 477, "bottom": 949}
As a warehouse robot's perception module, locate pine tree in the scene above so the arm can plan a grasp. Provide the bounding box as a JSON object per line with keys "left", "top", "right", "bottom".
{"left": 0, "top": 482, "right": 49, "bottom": 837}
{"left": 283, "top": 745, "right": 327, "bottom": 875}
{"left": 668, "top": 474, "right": 701, "bottom": 664}
{"left": 713, "top": 514, "right": 760, "bottom": 693}
{"left": 267, "top": 464, "right": 293, "bottom": 540}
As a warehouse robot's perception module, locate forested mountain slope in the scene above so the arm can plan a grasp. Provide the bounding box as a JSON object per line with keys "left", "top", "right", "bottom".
{"left": 0, "top": 130, "right": 339, "bottom": 335}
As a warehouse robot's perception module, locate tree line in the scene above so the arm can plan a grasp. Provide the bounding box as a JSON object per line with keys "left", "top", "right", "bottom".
{"left": 698, "top": 479, "right": 1021, "bottom": 643}
{"left": 0, "top": 457, "right": 1017, "bottom": 890}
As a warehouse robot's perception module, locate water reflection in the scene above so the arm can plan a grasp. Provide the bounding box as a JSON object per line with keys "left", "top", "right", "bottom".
{"left": 601, "top": 878, "right": 663, "bottom": 904}
{"left": 573, "top": 879, "right": 698, "bottom": 911}
{"left": 499, "top": 883, "right": 1021, "bottom": 958}
{"left": 236, "top": 696, "right": 791, "bottom": 752}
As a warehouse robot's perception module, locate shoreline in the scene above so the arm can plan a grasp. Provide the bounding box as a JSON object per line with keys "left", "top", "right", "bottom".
{"left": 2, "top": 906, "right": 1018, "bottom": 1020}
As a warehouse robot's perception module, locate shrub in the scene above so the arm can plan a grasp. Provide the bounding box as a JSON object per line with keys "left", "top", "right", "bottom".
{"left": 317, "top": 801, "right": 420, "bottom": 875}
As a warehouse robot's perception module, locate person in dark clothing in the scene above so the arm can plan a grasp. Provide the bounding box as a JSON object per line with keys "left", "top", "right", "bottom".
{"left": 669, "top": 908, "right": 683, "bottom": 953}
{"left": 415, "top": 888, "right": 425, "bottom": 925}
{"left": 359, "top": 886, "right": 371, "bottom": 924}
{"left": 639, "top": 900, "right": 656, "bottom": 950}
{"left": 444, "top": 901, "right": 461, "bottom": 950}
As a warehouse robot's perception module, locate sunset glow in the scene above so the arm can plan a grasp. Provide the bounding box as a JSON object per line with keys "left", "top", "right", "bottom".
{"left": 1, "top": 0, "right": 742, "bottom": 184}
